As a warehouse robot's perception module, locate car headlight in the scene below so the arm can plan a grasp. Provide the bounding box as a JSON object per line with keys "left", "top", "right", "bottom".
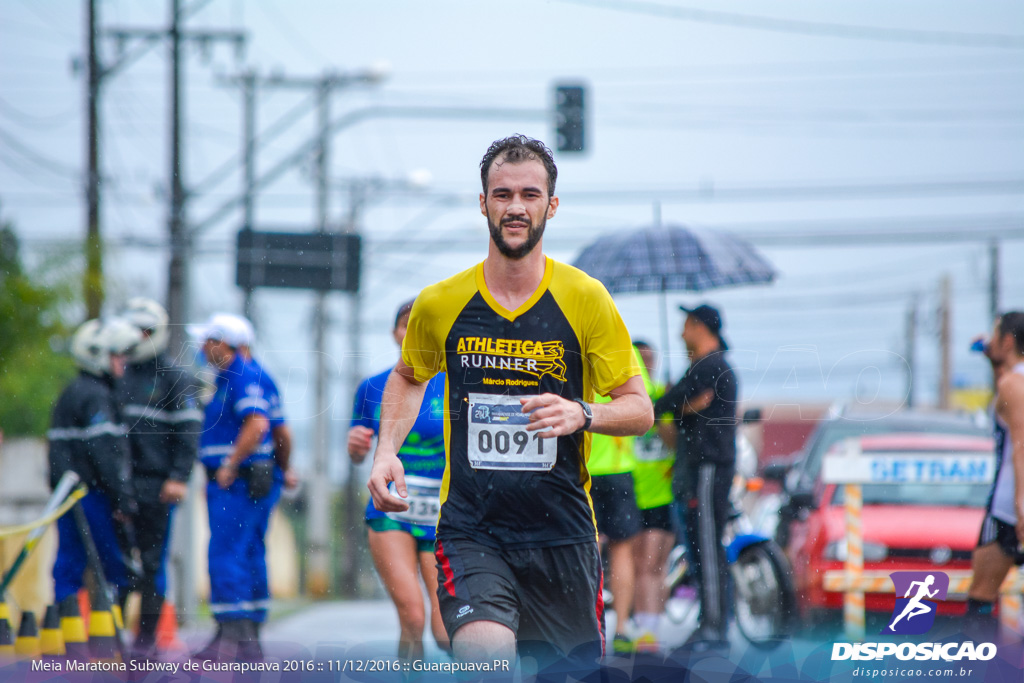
{"left": 824, "top": 540, "right": 888, "bottom": 562}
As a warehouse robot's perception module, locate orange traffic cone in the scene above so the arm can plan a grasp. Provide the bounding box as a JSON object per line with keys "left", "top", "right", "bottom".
{"left": 77, "top": 589, "right": 90, "bottom": 632}
{"left": 155, "top": 602, "right": 185, "bottom": 652}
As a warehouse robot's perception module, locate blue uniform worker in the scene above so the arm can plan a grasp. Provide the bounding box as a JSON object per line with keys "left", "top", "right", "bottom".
{"left": 190, "top": 314, "right": 281, "bottom": 658}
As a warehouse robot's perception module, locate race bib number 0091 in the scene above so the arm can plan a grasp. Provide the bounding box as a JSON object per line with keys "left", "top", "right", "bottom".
{"left": 467, "top": 393, "right": 555, "bottom": 471}
{"left": 386, "top": 475, "right": 442, "bottom": 527}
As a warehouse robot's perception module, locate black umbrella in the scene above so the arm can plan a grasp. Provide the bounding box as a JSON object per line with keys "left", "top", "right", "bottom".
{"left": 572, "top": 224, "right": 776, "bottom": 377}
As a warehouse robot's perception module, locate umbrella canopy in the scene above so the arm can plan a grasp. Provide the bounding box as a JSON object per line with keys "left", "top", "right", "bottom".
{"left": 572, "top": 224, "right": 776, "bottom": 380}
{"left": 572, "top": 224, "right": 775, "bottom": 294}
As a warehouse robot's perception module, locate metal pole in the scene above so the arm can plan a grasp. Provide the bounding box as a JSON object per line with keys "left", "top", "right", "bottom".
{"left": 84, "top": 0, "right": 103, "bottom": 319}
{"left": 659, "top": 289, "right": 671, "bottom": 385}
{"left": 166, "top": 0, "right": 188, "bottom": 357}
{"left": 939, "top": 275, "right": 952, "bottom": 410}
{"left": 842, "top": 481, "right": 865, "bottom": 641}
{"left": 71, "top": 504, "right": 128, "bottom": 662}
{"left": 306, "top": 75, "right": 333, "bottom": 598}
{"left": 340, "top": 183, "right": 364, "bottom": 598}
{"left": 653, "top": 202, "right": 671, "bottom": 383}
{"left": 165, "top": 0, "right": 198, "bottom": 627}
{"left": 241, "top": 70, "right": 257, "bottom": 323}
{"left": 904, "top": 294, "right": 917, "bottom": 408}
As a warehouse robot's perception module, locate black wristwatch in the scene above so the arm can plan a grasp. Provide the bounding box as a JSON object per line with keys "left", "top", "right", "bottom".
{"left": 573, "top": 398, "right": 593, "bottom": 433}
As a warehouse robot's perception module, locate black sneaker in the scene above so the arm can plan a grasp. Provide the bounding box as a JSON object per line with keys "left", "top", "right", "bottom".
{"left": 238, "top": 620, "right": 263, "bottom": 661}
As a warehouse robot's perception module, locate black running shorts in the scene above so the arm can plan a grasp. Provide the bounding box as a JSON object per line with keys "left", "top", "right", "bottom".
{"left": 639, "top": 503, "right": 675, "bottom": 533}
{"left": 978, "top": 514, "right": 1024, "bottom": 565}
{"left": 435, "top": 537, "right": 605, "bottom": 666}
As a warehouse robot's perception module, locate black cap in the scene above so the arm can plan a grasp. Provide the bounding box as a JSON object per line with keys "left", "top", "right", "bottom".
{"left": 679, "top": 303, "right": 728, "bottom": 351}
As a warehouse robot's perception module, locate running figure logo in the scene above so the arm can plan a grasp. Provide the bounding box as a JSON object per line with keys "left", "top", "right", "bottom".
{"left": 882, "top": 571, "right": 949, "bottom": 635}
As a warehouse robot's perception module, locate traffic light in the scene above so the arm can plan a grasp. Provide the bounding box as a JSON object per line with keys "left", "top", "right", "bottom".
{"left": 554, "top": 84, "right": 585, "bottom": 153}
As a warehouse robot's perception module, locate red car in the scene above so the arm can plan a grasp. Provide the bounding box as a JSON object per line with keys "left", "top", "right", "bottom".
{"left": 785, "top": 433, "right": 995, "bottom": 621}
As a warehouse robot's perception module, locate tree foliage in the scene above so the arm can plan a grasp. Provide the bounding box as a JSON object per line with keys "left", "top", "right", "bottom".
{"left": 0, "top": 223, "right": 77, "bottom": 436}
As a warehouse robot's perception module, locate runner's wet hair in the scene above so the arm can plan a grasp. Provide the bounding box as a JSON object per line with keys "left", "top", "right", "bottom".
{"left": 480, "top": 135, "right": 558, "bottom": 198}
{"left": 394, "top": 299, "right": 415, "bottom": 330}
{"left": 996, "top": 311, "right": 1024, "bottom": 356}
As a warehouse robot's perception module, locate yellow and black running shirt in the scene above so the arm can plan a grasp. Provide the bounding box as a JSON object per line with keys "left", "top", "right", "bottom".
{"left": 402, "top": 257, "right": 640, "bottom": 548}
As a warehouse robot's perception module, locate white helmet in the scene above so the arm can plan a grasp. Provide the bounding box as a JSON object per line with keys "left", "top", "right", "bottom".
{"left": 70, "top": 318, "right": 142, "bottom": 376}
{"left": 105, "top": 317, "right": 144, "bottom": 358}
{"left": 71, "top": 319, "right": 109, "bottom": 376}
{"left": 122, "top": 297, "right": 169, "bottom": 361}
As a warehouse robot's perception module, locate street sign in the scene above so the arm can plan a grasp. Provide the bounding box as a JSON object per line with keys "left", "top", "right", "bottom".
{"left": 236, "top": 228, "right": 361, "bottom": 292}
{"left": 822, "top": 452, "right": 995, "bottom": 485}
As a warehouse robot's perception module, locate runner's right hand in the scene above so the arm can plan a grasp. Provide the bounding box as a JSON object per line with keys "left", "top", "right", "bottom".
{"left": 347, "top": 426, "right": 375, "bottom": 463}
{"left": 367, "top": 452, "right": 409, "bottom": 512}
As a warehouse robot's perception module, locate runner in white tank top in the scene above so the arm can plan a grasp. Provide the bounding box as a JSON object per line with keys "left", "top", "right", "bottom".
{"left": 965, "top": 313, "right": 1024, "bottom": 642}
{"left": 989, "top": 362, "right": 1024, "bottom": 525}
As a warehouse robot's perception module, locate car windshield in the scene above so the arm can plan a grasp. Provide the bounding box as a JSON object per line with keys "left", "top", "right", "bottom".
{"left": 800, "top": 418, "right": 987, "bottom": 487}
{"left": 832, "top": 482, "right": 989, "bottom": 507}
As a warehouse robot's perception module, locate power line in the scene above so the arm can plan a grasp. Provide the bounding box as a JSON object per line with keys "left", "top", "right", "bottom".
{"left": 557, "top": 0, "right": 1024, "bottom": 50}
{"left": 255, "top": 1, "right": 331, "bottom": 66}
{"left": 192, "top": 84, "right": 318, "bottom": 195}
{"left": 0, "top": 126, "right": 80, "bottom": 180}
{"left": 189, "top": 104, "right": 547, "bottom": 236}
{"left": 0, "top": 97, "right": 77, "bottom": 130}
{"left": 392, "top": 54, "right": 1024, "bottom": 84}
{"left": 613, "top": 103, "right": 1024, "bottom": 124}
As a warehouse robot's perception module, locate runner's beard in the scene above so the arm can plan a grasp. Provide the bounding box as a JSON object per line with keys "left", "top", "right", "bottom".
{"left": 488, "top": 212, "right": 546, "bottom": 260}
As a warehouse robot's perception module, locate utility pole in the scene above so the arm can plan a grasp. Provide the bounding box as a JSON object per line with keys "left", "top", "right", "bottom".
{"left": 222, "top": 69, "right": 260, "bottom": 322}
{"left": 229, "top": 72, "right": 340, "bottom": 598}
{"left": 166, "top": 0, "right": 187, "bottom": 356}
{"left": 84, "top": 0, "right": 102, "bottom": 319}
{"left": 904, "top": 294, "right": 918, "bottom": 408}
{"left": 309, "top": 75, "right": 333, "bottom": 598}
{"left": 222, "top": 69, "right": 385, "bottom": 597}
{"left": 938, "top": 275, "right": 952, "bottom": 409}
{"left": 332, "top": 174, "right": 431, "bottom": 597}
{"left": 81, "top": 0, "right": 242, "bottom": 321}
{"left": 990, "top": 239, "right": 1001, "bottom": 323}
{"left": 99, "top": 1, "right": 245, "bottom": 625}
{"left": 339, "top": 181, "right": 366, "bottom": 599}
{"left": 104, "top": 4, "right": 245, "bottom": 356}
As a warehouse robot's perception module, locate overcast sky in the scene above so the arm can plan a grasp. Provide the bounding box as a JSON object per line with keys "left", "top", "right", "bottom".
{"left": 3, "top": 1, "right": 1023, "bottom": 470}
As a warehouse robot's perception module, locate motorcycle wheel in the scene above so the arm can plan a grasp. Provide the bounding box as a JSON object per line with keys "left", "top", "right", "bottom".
{"left": 731, "top": 541, "right": 796, "bottom": 648}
